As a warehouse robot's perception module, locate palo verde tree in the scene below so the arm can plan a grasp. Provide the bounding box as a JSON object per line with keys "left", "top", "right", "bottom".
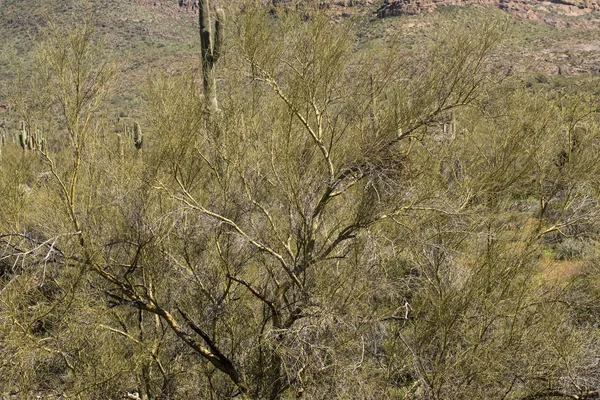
{"left": 380, "top": 81, "right": 600, "bottom": 399}
{"left": 140, "top": 7, "right": 505, "bottom": 398}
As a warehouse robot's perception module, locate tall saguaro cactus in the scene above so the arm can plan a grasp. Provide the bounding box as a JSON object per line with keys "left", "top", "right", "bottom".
{"left": 199, "top": 0, "right": 224, "bottom": 114}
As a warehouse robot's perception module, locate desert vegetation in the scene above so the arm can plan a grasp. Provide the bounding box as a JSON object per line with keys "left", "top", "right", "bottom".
{"left": 1, "top": 1, "right": 600, "bottom": 399}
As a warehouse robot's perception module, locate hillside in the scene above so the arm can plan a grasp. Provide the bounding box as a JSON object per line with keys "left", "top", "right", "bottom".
{"left": 1, "top": 0, "right": 599, "bottom": 91}
{"left": 0, "top": 1, "right": 198, "bottom": 95}
{"left": 0, "top": 0, "right": 599, "bottom": 95}
{"left": 376, "top": 0, "right": 600, "bottom": 20}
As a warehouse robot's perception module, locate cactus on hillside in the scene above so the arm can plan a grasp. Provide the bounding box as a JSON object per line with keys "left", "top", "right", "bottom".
{"left": 0, "top": 119, "right": 6, "bottom": 149}
{"left": 199, "top": 0, "right": 224, "bottom": 114}
{"left": 19, "top": 120, "right": 34, "bottom": 151}
{"left": 133, "top": 121, "right": 143, "bottom": 150}
{"left": 19, "top": 121, "right": 27, "bottom": 150}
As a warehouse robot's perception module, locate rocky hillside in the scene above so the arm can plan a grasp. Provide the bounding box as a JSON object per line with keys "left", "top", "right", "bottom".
{"left": 375, "top": 0, "right": 600, "bottom": 17}
{"left": 279, "top": 0, "right": 600, "bottom": 28}
{"left": 1, "top": 0, "right": 599, "bottom": 99}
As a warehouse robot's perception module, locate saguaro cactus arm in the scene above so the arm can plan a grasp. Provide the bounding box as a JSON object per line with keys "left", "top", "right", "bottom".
{"left": 214, "top": 8, "right": 224, "bottom": 60}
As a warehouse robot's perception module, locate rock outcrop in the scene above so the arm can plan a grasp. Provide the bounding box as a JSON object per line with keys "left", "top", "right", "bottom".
{"left": 375, "top": 0, "right": 600, "bottom": 17}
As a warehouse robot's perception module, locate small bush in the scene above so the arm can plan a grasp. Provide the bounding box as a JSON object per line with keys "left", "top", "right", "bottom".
{"left": 554, "top": 238, "right": 590, "bottom": 260}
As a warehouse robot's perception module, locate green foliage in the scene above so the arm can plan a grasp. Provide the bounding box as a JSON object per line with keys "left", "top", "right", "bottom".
{"left": 2, "top": 5, "right": 600, "bottom": 400}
